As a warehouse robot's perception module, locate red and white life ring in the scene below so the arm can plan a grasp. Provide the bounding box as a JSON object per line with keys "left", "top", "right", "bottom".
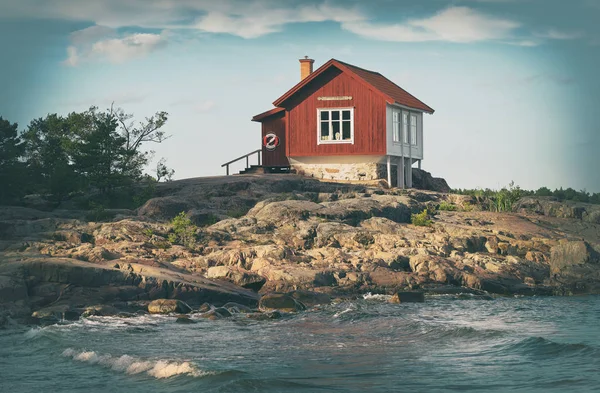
{"left": 263, "top": 133, "right": 280, "bottom": 151}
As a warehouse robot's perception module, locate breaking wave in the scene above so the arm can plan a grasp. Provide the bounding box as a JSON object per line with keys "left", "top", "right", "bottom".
{"left": 362, "top": 292, "right": 391, "bottom": 301}
{"left": 62, "top": 348, "right": 213, "bottom": 379}
{"left": 506, "top": 337, "right": 600, "bottom": 358}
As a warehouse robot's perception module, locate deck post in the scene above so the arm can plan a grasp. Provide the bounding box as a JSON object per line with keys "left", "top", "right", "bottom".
{"left": 418, "top": 159, "right": 421, "bottom": 170}
{"left": 398, "top": 157, "right": 405, "bottom": 189}
{"left": 226, "top": 165, "right": 229, "bottom": 176}
{"left": 258, "top": 150, "right": 261, "bottom": 165}
{"left": 386, "top": 155, "right": 391, "bottom": 187}
{"left": 246, "top": 156, "right": 249, "bottom": 169}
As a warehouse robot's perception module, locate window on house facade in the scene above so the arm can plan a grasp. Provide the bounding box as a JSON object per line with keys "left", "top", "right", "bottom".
{"left": 402, "top": 112, "right": 409, "bottom": 144}
{"left": 318, "top": 108, "right": 354, "bottom": 144}
{"left": 393, "top": 111, "right": 400, "bottom": 142}
{"left": 410, "top": 114, "right": 417, "bottom": 146}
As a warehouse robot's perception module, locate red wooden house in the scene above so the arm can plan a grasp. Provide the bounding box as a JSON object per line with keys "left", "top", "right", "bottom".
{"left": 241, "top": 57, "right": 434, "bottom": 187}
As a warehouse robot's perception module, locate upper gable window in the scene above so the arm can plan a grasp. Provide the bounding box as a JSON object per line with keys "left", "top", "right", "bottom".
{"left": 318, "top": 108, "right": 354, "bottom": 144}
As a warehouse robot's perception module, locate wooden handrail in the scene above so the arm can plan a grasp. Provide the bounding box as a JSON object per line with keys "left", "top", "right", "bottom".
{"left": 221, "top": 149, "right": 262, "bottom": 175}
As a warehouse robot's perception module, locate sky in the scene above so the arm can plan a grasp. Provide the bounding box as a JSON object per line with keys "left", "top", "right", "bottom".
{"left": 0, "top": 0, "right": 599, "bottom": 192}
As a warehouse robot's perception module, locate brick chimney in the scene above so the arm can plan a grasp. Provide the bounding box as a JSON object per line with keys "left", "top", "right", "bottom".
{"left": 299, "top": 56, "right": 314, "bottom": 81}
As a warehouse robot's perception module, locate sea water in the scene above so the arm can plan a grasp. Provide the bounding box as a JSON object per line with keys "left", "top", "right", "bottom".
{"left": 1, "top": 295, "right": 599, "bottom": 392}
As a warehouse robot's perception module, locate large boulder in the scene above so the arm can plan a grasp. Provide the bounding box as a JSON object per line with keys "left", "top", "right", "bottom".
{"left": 147, "top": 299, "right": 192, "bottom": 314}
{"left": 549, "top": 240, "right": 597, "bottom": 275}
{"left": 411, "top": 168, "right": 450, "bottom": 193}
{"left": 137, "top": 197, "right": 194, "bottom": 220}
{"left": 548, "top": 240, "right": 600, "bottom": 294}
{"left": 258, "top": 293, "right": 306, "bottom": 312}
{"left": 247, "top": 199, "right": 323, "bottom": 225}
{"left": 206, "top": 266, "right": 266, "bottom": 291}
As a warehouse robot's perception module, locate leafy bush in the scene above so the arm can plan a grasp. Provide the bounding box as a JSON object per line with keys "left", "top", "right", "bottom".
{"left": 438, "top": 201, "right": 457, "bottom": 211}
{"left": 411, "top": 209, "right": 432, "bottom": 227}
{"left": 462, "top": 202, "right": 474, "bottom": 212}
{"left": 169, "top": 211, "right": 198, "bottom": 248}
{"left": 226, "top": 207, "right": 249, "bottom": 218}
{"left": 85, "top": 202, "right": 115, "bottom": 222}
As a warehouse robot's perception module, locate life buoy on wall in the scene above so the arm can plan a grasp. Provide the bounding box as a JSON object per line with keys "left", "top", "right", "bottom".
{"left": 263, "top": 133, "right": 280, "bottom": 151}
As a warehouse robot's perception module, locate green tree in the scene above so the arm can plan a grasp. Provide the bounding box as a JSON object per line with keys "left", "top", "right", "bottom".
{"left": 113, "top": 106, "right": 169, "bottom": 180}
{"left": 0, "top": 116, "right": 26, "bottom": 202}
{"left": 70, "top": 107, "right": 129, "bottom": 193}
{"left": 22, "top": 114, "right": 78, "bottom": 199}
{"left": 155, "top": 157, "right": 174, "bottom": 182}
{"left": 535, "top": 187, "right": 553, "bottom": 197}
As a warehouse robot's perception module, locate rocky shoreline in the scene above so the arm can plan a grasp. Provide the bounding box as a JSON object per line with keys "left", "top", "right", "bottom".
{"left": 1, "top": 174, "right": 599, "bottom": 326}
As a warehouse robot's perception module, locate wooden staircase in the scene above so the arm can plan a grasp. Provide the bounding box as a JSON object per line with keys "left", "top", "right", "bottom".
{"left": 221, "top": 149, "right": 295, "bottom": 176}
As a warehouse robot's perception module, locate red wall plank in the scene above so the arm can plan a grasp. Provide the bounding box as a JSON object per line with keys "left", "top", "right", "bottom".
{"left": 286, "top": 67, "right": 387, "bottom": 157}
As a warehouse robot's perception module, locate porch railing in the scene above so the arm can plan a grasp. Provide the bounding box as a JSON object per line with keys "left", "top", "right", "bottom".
{"left": 221, "top": 149, "right": 261, "bottom": 175}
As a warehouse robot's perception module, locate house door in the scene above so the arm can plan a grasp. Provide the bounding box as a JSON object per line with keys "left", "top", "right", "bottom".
{"left": 261, "top": 115, "right": 288, "bottom": 167}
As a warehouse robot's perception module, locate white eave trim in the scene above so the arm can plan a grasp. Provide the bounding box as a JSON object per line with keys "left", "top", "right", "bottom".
{"left": 388, "top": 101, "right": 433, "bottom": 115}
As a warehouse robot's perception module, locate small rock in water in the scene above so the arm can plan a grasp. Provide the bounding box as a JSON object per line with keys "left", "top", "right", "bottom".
{"left": 222, "top": 302, "right": 254, "bottom": 313}
{"left": 148, "top": 299, "right": 192, "bottom": 314}
{"left": 197, "top": 303, "right": 212, "bottom": 313}
{"left": 389, "top": 291, "right": 425, "bottom": 303}
{"left": 81, "top": 305, "right": 121, "bottom": 318}
{"left": 288, "top": 290, "right": 331, "bottom": 307}
{"left": 213, "top": 307, "right": 232, "bottom": 317}
{"left": 199, "top": 310, "right": 222, "bottom": 320}
{"left": 175, "top": 315, "right": 195, "bottom": 324}
{"left": 259, "top": 293, "right": 306, "bottom": 312}
{"left": 246, "top": 311, "right": 283, "bottom": 320}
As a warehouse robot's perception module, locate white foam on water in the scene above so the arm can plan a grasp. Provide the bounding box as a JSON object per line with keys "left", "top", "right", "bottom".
{"left": 362, "top": 292, "right": 391, "bottom": 301}
{"left": 23, "top": 327, "right": 44, "bottom": 340}
{"left": 333, "top": 308, "right": 354, "bottom": 318}
{"left": 62, "top": 348, "right": 212, "bottom": 379}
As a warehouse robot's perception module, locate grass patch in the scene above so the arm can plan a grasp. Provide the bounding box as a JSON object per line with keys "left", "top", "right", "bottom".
{"left": 411, "top": 209, "right": 432, "bottom": 227}
{"left": 438, "top": 201, "right": 457, "bottom": 211}
{"left": 226, "top": 207, "right": 249, "bottom": 218}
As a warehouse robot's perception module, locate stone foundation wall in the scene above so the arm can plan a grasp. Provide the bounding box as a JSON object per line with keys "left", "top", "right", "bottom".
{"left": 293, "top": 162, "right": 398, "bottom": 182}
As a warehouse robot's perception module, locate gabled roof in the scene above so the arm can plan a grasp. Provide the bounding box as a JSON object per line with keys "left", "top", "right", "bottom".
{"left": 272, "top": 58, "right": 434, "bottom": 114}
{"left": 251, "top": 107, "right": 285, "bottom": 122}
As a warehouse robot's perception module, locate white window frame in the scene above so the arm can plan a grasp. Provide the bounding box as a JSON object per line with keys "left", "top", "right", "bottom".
{"left": 317, "top": 107, "right": 354, "bottom": 145}
{"left": 410, "top": 113, "right": 418, "bottom": 146}
{"left": 402, "top": 111, "right": 409, "bottom": 144}
{"left": 392, "top": 110, "right": 400, "bottom": 143}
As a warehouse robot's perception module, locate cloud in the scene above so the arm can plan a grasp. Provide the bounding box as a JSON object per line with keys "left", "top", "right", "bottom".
{"left": 191, "top": 2, "right": 364, "bottom": 38}
{"left": 2, "top": 0, "right": 587, "bottom": 48}
{"left": 342, "top": 7, "right": 520, "bottom": 43}
{"left": 90, "top": 33, "right": 167, "bottom": 63}
{"left": 64, "top": 27, "right": 168, "bottom": 66}
{"left": 70, "top": 25, "right": 116, "bottom": 45}
{"left": 195, "top": 100, "right": 216, "bottom": 113}
{"left": 2, "top": 0, "right": 365, "bottom": 38}
{"left": 533, "top": 28, "right": 584, "bottom": 40}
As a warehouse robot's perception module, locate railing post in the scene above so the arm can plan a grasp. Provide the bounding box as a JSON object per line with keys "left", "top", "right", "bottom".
{"left": 246, "top": 156, "right": 249, "bottom": 169}
{"left": 226, "top": 164, "right": 229, "bottom": 176}
{"left": 258, "top": 150, "right": 261, "bottom": 166}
